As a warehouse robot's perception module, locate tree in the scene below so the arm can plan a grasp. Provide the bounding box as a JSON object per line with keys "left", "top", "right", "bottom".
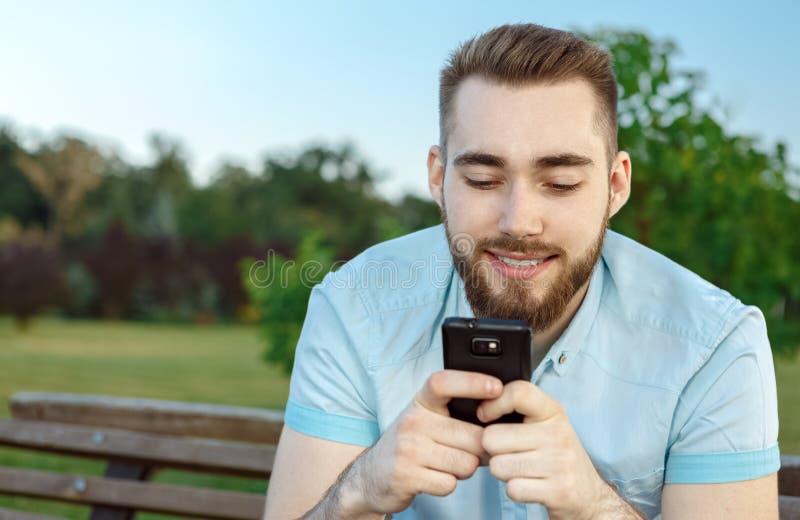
{"left": 253, "top": 143, "right": 405, "bottom": 258}
{"left": 177, "top": 161, "right": 258, "bottom": 247}
{"left": 584, "top": 28, "right": 800, "bottom": 353}
{"left": 0, "top": 232, "right": 68, "bottom": 329}
{"left": 205, "top": 234, "right": 261, "bottom": 315}
{"left": 147, "top": 134, "right": 192, "bottom": 196}
{"left": 15, "top": 137, "right": 104, "bottom": 243}
{"left": 393, "top": 193, "right": 441, "bottom": 235}
{"left": 0, "top": 127, "right": 50, "bottom": 228}
{"left": 141, "top": 134, "right": 192, "bottom": 239}
{"left": 82, "top": 219, "right": 142, "bottom": 319}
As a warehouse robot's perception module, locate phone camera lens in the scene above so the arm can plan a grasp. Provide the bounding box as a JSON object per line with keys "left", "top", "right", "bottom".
{"left": 471, "top": 337, "right": 501, "bottom": 356}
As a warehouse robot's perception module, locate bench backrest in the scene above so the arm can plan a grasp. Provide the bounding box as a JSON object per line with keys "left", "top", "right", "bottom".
{"left": 0, "top": 392, "right": 284, "bottom": 520}
{"left": 782, "top": 455, "right": 800, "bottom": 519}
{"left": 2, "top": 392, "right": 799, "bottom": 519}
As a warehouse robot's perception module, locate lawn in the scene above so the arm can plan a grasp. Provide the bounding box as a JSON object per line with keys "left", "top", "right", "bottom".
{"left": 0, "top": 317, "right": 797, "bottom": 518}
{"left": 0, "top": 317, "right": 290, "bottom": 519}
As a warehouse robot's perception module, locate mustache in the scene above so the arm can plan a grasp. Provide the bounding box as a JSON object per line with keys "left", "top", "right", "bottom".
{"left": 466, "top": 235, "right": 566, "bottom": 258}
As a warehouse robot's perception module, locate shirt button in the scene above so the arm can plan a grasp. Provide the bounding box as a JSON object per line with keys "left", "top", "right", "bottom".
{"left": 558, "top": 353, "right": 568, "bottom": 364}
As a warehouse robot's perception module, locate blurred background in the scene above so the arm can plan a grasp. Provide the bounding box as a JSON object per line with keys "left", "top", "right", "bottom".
{"left": 1, "top": 1, "right": 798, "bottom": 517}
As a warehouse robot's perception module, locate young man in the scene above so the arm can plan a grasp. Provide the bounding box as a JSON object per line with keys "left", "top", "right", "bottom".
{"left": 264, "top": 24, "right": 780, "bottom": 519}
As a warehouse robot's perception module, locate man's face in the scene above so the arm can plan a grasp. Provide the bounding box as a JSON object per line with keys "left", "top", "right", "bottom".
{"left": 428, "top": 77, "right": 629, "bottom": 332}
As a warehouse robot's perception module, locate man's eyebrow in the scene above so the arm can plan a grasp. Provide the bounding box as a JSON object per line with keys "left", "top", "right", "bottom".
{"left": 452, "top": 151, "right": 506, "bottom": 169}
{"left": 534, "top": 153, "right": 594, "bottom": 169}
{"left": 452, "top": 151, "right": 594, "bottom": 171}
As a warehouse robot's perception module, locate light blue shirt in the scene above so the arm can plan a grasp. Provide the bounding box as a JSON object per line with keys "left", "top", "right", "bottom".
{"left": 285, "top": 225, "right": 780, "bottom": 519}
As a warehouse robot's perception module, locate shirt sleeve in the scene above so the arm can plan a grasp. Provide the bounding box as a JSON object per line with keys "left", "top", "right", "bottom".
{"left": 284, "top": 269, "right": 380, "bottom": 447}
{"left": 664, "top": 306, "right": 781, "bottom": 484}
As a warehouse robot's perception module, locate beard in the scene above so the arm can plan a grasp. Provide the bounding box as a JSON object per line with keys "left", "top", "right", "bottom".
{"left": 442, "top": 203, "right": 609, "bottom": 333}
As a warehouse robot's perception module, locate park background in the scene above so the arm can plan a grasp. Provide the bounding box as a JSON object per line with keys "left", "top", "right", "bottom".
{"left": 1, "top": 1, "right": 799, "bottom": 517}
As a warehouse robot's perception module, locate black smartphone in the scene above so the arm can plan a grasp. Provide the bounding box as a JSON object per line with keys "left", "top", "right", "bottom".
{"left": 442, "top": 317, "right": 533, "bottom": 425}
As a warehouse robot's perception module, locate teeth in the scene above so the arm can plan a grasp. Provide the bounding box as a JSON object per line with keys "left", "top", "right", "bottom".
{"left": 497, "top": 255, "right": 547, "bottom": 267}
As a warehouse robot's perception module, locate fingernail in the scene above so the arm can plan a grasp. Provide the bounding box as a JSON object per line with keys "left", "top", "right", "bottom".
{"left": 486, "top": 379, "right": 500, "bottom": 394}
{"left": 476, "top": 406, "right": 484, "bottom": 421}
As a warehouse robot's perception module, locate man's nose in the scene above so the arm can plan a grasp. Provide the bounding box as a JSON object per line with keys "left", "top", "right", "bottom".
{"left": 497, "top": 181, "right": 544, "bottom": 239}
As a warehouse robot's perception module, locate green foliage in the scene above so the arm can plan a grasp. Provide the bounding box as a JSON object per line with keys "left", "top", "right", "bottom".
{"left": 83, "top": 134, "right": 191, "bottom": 241}
{"left": 244, "top": 233, "right": 336, "bottom": 374}
{"left": 0, "top": 128, "right": 50, "bottom": 228}
{"left": 63, "top": 261, "right": 97, "bottom": 316}
{"left": 768, "top": 319, "right": 800, "bottom": 359}
{"left": 583, "top": 28, "right": 800, "bottom": 355}
{"left": 2, "top": 29, "right": 797, "bottom": 357}
{"left": 176, "top": 163, "right": 258, "bottom": 247}
{"left": 15, "top": 136, "right": 104, "bottom": 243}
{"left": 177, "top": 144, "right": 442, "bottom": 254}
{"left": 394, "top": 193, "right": 443, "bottom": 233}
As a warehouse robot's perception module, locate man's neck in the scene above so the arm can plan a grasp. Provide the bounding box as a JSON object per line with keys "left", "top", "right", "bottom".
{"left": 533, "top": 280, "right": 592, "bottom": 360}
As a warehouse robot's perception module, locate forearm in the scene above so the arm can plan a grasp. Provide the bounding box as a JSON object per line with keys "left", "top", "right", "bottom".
{"left": 299, "top": 455, "right": 385, "bottom": 520}
{"left": 589, "top": 481, "right": 647, "bottom": 520}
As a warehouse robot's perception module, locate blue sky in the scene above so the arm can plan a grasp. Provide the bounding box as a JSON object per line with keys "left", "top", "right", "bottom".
{"left": 1, "top": 0, "right": 797, "bottom": 199}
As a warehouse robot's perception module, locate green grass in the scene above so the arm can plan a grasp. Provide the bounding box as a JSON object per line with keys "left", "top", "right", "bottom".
{"left": 0, "top": 317, "right": 289, "bottom": 519}
{"left": 0, "top": 317, "right": 797, "bottom": 518}
{"left": 775, "top": 351, "right": 800, "bottom": 454}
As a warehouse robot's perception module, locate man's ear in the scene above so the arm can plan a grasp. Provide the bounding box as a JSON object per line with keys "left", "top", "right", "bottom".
{"left": 427, "top": 145, "right": 445, "bottom": 210}
{"left": 608, "top": 151, "right": 632, "bottom": 218}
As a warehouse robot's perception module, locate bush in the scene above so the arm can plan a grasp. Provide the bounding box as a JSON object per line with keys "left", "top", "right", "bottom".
{"left": 244, "top": 233, "right": 335, "bottom": 374}
{"left": 64, "top": 261, "right": 97, "bottom": 316}
{"left": 0, "top": 233, "right": 68, "bottom": 329}
{"left": 205, "top": 235, "right": 261, "bottom": 317}
{"left": 82, "top": 219, "right": 142, "bottom": 318}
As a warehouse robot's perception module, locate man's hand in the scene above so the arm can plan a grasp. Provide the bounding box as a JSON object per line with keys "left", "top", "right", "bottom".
{"left": 478, "top": 381, "right": 644, "bottom": 519}
{"left": 308, "top": 370, "right": 503, "bottom": 518}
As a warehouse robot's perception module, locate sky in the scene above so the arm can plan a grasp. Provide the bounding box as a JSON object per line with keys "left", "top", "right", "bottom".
{"left": 1, "top": 0, "right": 798, "bottom": 200}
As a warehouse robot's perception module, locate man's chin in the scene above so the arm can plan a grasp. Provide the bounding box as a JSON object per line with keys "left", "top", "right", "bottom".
{"left": 478, "top": 290, "right": 548, "bottom": 321}
{"left": 484, "top": 271, "right": 554, "bottom": 296}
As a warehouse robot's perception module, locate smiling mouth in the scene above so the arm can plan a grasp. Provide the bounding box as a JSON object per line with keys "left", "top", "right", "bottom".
{"left": 483, "top": 251, "right": 559, "bottom": 280}
{"left": 494, "top": 254, "right": 557, "bottom": 267}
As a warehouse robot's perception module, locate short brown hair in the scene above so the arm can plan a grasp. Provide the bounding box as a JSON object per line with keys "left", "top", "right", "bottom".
{"left": 439, "top": 23, "right": 618, "bottom": 166}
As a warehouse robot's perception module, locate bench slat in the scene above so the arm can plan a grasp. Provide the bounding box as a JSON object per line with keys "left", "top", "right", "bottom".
{"left": 89, "top": 461, "right": 151, "bottom": 520}
{"left": 10, "top": 393, "right": 283, "bottom": 445}
{"left": 0, "top": 467, "right": 264, "bottom": 520}
{"left": 0, "top": 506, "right": 65, "bottom": 520}
{"left": 781, "top": 455, "right": 800, "bottom": 497}
{"left": 781, "top": 495, "right": 800, "bottom": 520}
{"left": 0, "top": 419, "right": 274, "bottom": 478}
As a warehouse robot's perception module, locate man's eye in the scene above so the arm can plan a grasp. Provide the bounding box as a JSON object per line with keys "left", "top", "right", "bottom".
{"left": 550, "top": 183, "right": 579, "bottom": 192}
{"left": 465, "top": 178, "right": 499, "bottom": 190}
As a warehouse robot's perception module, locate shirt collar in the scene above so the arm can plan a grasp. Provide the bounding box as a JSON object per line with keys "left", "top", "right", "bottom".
{"left": 545, "top": 257, "right": 605, "bottom": 377}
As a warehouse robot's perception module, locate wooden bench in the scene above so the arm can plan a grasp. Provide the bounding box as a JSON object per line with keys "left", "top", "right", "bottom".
{"left": 0, "top": 392, "right": 798, "bottom": 519}
{"left": 0, "top": 392, "right": 284, "bottom": 519}
{"left": 782, "top": 455, "right": 800, "bottom": 519}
